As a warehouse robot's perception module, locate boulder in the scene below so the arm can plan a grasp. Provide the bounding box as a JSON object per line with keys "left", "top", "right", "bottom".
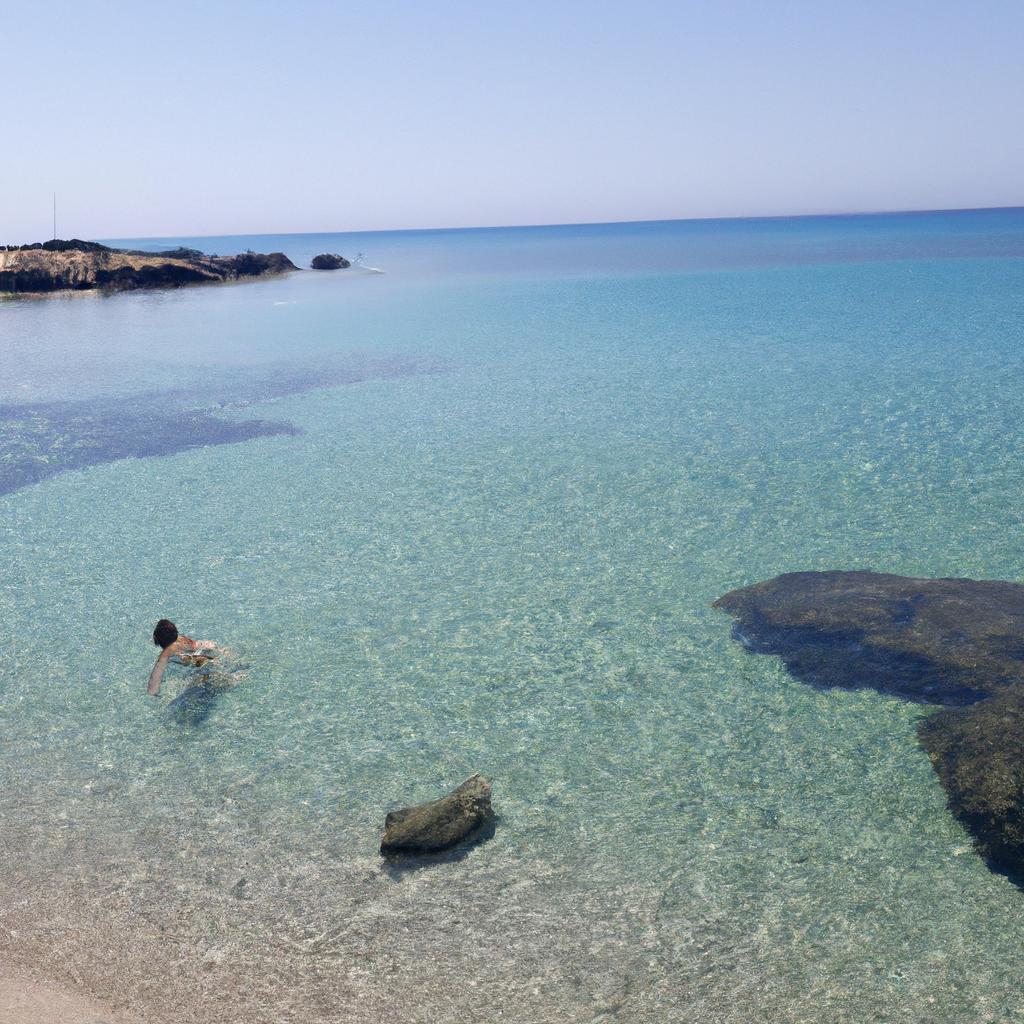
{"left": 380, "top": 774, "right": 493, "bottom": 856}
{"left": 714, "top": 570, "right": 1024, "bottom": 879}
{"left": 310, "top": 253, "right": 351, "bottom": 270}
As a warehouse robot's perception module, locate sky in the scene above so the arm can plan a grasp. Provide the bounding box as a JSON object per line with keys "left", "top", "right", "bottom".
{"left": 1, "top": 0, "right": 1022, "bottom": 240}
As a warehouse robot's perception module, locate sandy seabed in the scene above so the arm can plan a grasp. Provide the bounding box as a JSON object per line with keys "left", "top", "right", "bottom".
{"left": 0, "top": 966, "right": 126, "bottom": 1024}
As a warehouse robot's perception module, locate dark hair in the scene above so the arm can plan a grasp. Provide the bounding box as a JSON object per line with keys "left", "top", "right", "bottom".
{"left": 153, "top": 619, "right": 179, "bottom": 648}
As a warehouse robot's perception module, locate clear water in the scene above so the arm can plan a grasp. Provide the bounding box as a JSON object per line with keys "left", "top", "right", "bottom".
{"left": 2, "top": 210, "right": 1024, "bottom": 1022}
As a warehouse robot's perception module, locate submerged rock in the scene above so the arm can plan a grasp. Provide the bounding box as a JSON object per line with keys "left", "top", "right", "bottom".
{"left": 920, "top": 690, "right": 1024, "bottom": 873}
{"left": 310, "top": 253, "right": 351, "bottom": 270}
{"left": 714, "top": 570, "right": 1024, "bottom": 878}
{"left": 714, "top": 570, "right": 1024, "bottom": 705}
{"left": 380, "top": 775, "right": 494, "bottom": 856}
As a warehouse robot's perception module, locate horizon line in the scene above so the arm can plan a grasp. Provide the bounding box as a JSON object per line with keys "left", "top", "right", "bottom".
{"left": 89, "top": 202, "right": 1024, "bottom": 245}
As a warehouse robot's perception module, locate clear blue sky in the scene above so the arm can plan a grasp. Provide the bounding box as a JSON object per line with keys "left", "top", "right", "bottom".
{"left": 2, "top": 0, "right": 1022, "bottom": 239}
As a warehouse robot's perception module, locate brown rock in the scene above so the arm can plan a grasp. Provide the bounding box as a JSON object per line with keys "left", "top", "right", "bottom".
{"left": 380, "top": 775, "right": 493, "bottom": 856}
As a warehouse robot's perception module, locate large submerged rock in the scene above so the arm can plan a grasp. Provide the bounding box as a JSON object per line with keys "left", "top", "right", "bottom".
{"left": 714, "top": 571, "right": 1024, "bottom": 705}
{"left": 0, "top": 239, "right": 297, "bottom": 294}
{"left": 715, "top": 571, "right": 1024, "bottom": 878}
{"left": 380, "top": 775, "right": 494, "bottom": 857}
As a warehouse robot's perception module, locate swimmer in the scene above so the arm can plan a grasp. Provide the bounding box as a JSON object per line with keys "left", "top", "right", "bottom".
{"left": 148, "top": 618, "right": 219, "bottom": 696}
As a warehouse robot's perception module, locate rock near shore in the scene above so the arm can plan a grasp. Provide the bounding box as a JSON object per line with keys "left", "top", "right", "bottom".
{"left": 380, "top": 775, "right": 494, "bottom": 856}
{"left": 715, "top": 570, "right": 1024, "bottom": 879}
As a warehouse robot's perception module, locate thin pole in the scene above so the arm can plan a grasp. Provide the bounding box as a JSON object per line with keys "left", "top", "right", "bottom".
{"left": 53, "top": 193, "right": 56, "bottom": 240}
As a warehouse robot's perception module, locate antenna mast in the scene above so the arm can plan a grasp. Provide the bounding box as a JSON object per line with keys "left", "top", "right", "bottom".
{"left": 53, "top": 193, "right": 57, "bottom": 240}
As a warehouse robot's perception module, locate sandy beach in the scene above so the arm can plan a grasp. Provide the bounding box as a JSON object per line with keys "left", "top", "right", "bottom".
{"left": 0, "top": 967, "right": 127, "bottom": 1024}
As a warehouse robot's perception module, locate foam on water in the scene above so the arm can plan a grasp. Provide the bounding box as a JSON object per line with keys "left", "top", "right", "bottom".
{"left": 2, "top": 213, "right": 1024, "bottom": 1021}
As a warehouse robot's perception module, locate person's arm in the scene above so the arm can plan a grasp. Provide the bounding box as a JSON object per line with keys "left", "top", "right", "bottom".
{"left": 148, "top": 648, "right": 173, "bottom": 696}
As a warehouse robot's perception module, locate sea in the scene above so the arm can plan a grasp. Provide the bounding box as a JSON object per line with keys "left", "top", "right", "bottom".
{"left": 2, "top": 209, "right": 1024, "bottom": 1023}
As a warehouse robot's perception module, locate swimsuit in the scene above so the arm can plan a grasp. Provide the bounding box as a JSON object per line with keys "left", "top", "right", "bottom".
{"left": 172, "top": 642, "right": 217, "bottom": 668}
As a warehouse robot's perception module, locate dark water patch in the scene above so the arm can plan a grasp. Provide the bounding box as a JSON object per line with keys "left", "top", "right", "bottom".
{"left": 0, "top": 400, "right": 298, "bottom": 497}
{"left": 222, "top": 353, "right": 444, "bottom": 405}
{"left": 0, "top": 354, "right": 445, "bottom": 496}
{"left": 715, "top": 570, "right": 1024, "bottom": 881}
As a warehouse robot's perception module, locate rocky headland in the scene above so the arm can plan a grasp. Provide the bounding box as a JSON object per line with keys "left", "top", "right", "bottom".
{"left": 0, "top": 238, "right": 297, "bottom": 294}
{"left": 715, "top": 570, "right": 1024, "bottom": 879}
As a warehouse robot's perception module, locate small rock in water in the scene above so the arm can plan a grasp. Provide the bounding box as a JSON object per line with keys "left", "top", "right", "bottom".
{"left": 310, "top": 253, "right": 351, "bottom": 270}
{"left": 380, "top": 774, "right": 494, "bottom": 856}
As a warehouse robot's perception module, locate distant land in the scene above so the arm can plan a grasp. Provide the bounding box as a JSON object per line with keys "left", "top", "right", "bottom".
{"left": 0, "top": 238, "right": 297, "bottom": 294}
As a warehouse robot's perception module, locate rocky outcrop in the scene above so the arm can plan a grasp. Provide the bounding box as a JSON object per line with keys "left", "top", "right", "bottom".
{"left": 714, "top": 571, "right": 1024, "bottom": 878}
{"left": 310, "top": 253, "right": 351, "bottom": 270}
{"left": 0, "top": 239, "right": 297, "bottom": 294}
{"left": 380, "top": 775, "right": 494, "bottom": 856}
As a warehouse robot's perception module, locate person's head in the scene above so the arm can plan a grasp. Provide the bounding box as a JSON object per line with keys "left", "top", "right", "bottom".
{"left": 153, "top": 619, "right": 179, "bottom": 649}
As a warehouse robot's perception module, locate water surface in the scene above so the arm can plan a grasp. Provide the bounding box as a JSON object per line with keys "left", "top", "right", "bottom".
{"left": 2, "top": 210, "right": 1024, "bottom": 1022}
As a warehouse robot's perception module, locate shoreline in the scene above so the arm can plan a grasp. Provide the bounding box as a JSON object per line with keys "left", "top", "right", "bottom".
{"left": 0, "top": 964, "right": 130, "bottom": 1024}
{"left": 0, "top": 269, "right": 294, "bottom": 301}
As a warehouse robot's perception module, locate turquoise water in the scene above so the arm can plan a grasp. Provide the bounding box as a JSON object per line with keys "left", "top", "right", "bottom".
{"left": 2, "top": 210, "right": 1024, "bottom": 1022}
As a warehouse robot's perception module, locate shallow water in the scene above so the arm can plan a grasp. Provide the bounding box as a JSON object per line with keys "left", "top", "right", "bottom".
{"left": 2, "top": 211, "right": 1024, "bottom": 1022}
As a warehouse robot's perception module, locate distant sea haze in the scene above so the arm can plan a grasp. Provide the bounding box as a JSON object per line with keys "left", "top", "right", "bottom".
{"left": 99, "top": 205, "right": 1024, "bottom": 282}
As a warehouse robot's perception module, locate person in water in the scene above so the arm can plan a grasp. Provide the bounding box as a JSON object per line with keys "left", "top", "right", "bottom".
{"left": 148, "top": 619, "right": 218, "bottom": 696}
